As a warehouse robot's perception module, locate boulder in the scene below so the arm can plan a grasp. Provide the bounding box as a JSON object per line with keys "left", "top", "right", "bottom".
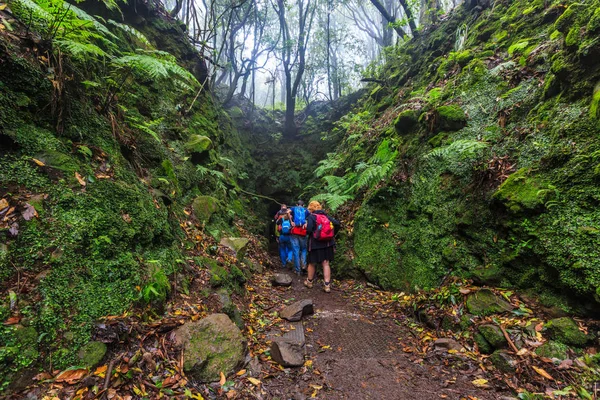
{"left": 185, "top": 134, "right": 213, "bottom": 154}
{"left": 78, "top": 341, "right": 107, "bottom": 368}
{"left": 174, "top": 314, "right": 245, "bottom": 382}
{"left": 545, "top": 317, "right": 589, "bottom": 347}
{"left": 270, "top": 339, "right": 305, "bottom": 367}
{"left": 279, "top": 299, "right": 314, "bottom": 322}
{"left": 220, "top": 237, "right": 249, "bottom": 260}
{"left": 272, "top": 273, "right": 293, "bottom": 287}
{"left": 192, "top": 195, "right": 219, "bottom": 224}
{"left": 433, "top": 338, "right": 463, "bottom": 352}
{"left": 434, "top": 105, "right": 467, "bottom": 132}
{"left": 478, "top": 324, "right": 508, "bottom": 349}
{"left": 474, "top": 333, "right": 494, "bottom": 354}
{"left": 394, "top": 110, "right": 419, "bottom": 135}
{"left": 466, "top": 289, "right": 513, "bottom": 316}
{"left": 490, "top": 350, "right": 517, "bottom": 373}
{"left": 535, "top": 340, "right": 570, "bottom": 360}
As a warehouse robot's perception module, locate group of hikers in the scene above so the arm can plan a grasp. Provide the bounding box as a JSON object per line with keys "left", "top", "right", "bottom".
{"left": 274, "top": 200, "right": 340, "bottom": 293}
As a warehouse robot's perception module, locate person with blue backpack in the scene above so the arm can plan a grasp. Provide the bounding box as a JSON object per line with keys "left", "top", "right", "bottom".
{"left": 290, "top": 200, "right": 310, "bottom": 275}
{"left": 276, "top": 211, "right": 294, "bottom": 268}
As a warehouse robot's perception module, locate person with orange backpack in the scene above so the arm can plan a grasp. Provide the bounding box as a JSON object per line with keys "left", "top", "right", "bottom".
{"left": 290, "top": 200, "right": 310, "bottom": 276}
{"left": 304, "top": 200, "right": 340, "bottom": 293}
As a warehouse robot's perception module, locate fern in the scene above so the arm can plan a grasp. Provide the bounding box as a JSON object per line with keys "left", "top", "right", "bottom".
{"left": 426, "top": 139, "right": 489, "bottom": 160}
{"left": 55, "top": 39, "right": 107, "bottom": 59}
{"left": 311, "top": 193, "right": 353, "bottom": 212}
{"left": 314, "top": 154, "right": 341, "bottom": 177}
{"left": 112, "top": 52, "right": 199, "bottom": 91}
{"left": 108, "top": 20, "right": 152, "bottom": 48}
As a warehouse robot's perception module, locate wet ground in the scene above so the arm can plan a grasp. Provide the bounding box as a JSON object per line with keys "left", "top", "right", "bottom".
{"left": 259, "top": 273, "right": 511, "bottom": 400}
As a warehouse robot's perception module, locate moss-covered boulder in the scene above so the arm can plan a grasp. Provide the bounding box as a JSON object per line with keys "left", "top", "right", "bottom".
{"left": 34, "top": 150, "right": 79, "bottom": 173}
{"left": 13, "top": 326, "right": 38, "bottom": 361}
{"left": 490, "top": 350, "right": 517, "bottom": 373}
{"left": 394, "top": 110, "right": 419, "bottom": 135}
{"left": 435, "top": 105, "right": 467, "bottom": 132}
{"left": 192, "top": 195, "right": 219, "bottom": 224}
{"left": 545, "top": 317, "right": 589, "bottom": 346}
{"left": 78, "top": 341, "right": 107, "bottom": 367}
{"left": 220, "top": 237, "right": 249, "bottom": 260}
{"left": 492, "top": 169, "right": 550, "bottom": 213}
{"left": 466, "top": 289, "right": 513, "bottom": 316}
{"left": 535, "top": 341, "right": 570, "bottom": 360}
{"left": 174, "top": 313, "right": 245, "bottom": 382}
{"left": 185, "top": 134, "right": 213, "bottom": 154}
{"left": 474, "top": 333, "right": 494, "bottom": 354}
{"left": 478, "top": 324, "right": 508, "bottom": 349}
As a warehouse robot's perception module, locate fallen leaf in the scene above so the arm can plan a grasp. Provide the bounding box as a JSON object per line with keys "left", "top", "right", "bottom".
{"left": 32, "top": 158, "right": 45, "bottom": 166}
{"left": 75, "top": 172, "right": 86, "bottom": 186}
{"left": 94, "top": 365, "right": 107, "bottom": 376}
{"left": 219, "top": 371, "right": 226, "bottom": 386}
{"left": 55, "top": 368, "right": 88, "bottom": 384}
{"left": 247, "top": 377, "right": 261, "bottom": 386}
{"left": 22, "top": 203, "right": 38, "bottom": 221}
{"left": 33, "top": 372, "right": 53, "bottom": 381}
{"left": 471, "top": 378, "right": 489, "bottom": 388}
{"left": 532, "top": 366, "right": 554, "bottom": 380}
{"left": 0, "top": 199, "right": 8, "bottom": 210}
{"left": 236, "top": 369, "right": 246, "bottom": 376}
{"left": 3, "top": 316, "right": 21, "bottom": 325}
{"left": 459, "top": 288, "right": 471, "bottom": 295}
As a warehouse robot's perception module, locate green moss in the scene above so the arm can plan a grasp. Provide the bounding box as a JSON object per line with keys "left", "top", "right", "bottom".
{"left": 185, "top": 134, "right": 213, "bottom": 154}
{"left": 192, "top": 195, "right": 220, "bottom": 224}
{"left": 508, "top": 39, "right": 530, "bottom": 56}
{"left": 450, "top": 50, "right": 475, "bottom": 67}
{"left": 78, "top": 341, "right": 107, "bottom": 367}
{"left": 490, "top": 350, "right": 516, "bottom": 373}
{"left": 554, "top": 5, "right": 577, "bottom": 33}
{"left": 565, "top": 24, "right": 581, "bottom": 47}
{"left": 590, "top": 82, "right": 600, "bottom": 119}
{"left": 535, "top": 341, "right": 569, "bottom": 359}
{"left": 394, "top": 110, "right": 419, "bottom": 135}
{"left": 435, "top": 105, "right": 467, "bottom": 131}
{"left": 478, "top": 324, "right": 508, "bottom": 349}
{"left": 474, "top": 333, "right": 494, "bottom": 354}
{"left": 493, "top": 169, "right": 552, "bottom": 212}
{"left": 466, "top": 289, "right": 513, "bottom": 316}
{"left": 587, "top": 8, "right": 600, "bottom": 33}
{"left": 545, "top": 317, "right": 589, "bottom": 347}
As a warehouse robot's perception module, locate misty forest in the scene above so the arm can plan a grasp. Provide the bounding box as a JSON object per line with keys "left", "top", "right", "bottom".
{"left": 1, "top": 0, "right": 600, "bottom": 397}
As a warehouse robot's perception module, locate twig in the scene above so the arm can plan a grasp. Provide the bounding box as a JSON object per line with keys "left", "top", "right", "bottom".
{"left": 499, "top": 324, "right": 519, "bottom": 353}
{"left": 236, "top": 187, "right": 281, "bottom": 205}
{"left": 103, "top": 359, "right": 117, "bottom": 390}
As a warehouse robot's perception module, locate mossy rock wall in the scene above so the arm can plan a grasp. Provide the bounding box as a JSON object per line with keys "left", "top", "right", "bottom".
{"left": 326, "top": 0, "right": 600, "bottom": 314}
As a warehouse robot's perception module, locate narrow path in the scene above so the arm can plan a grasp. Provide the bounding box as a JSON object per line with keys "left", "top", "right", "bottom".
{"left": 260, "top": 273, "right": 511, "bottom": 399}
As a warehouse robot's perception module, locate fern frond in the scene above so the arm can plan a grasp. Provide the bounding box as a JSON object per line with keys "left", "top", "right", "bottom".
{"left": 55, "top": 39, "right": 107, "bottom": 59}
{"left": 311, "top": 193, "right": 353, "bottom": 212}
{"left": 68, "top": 3, "right": 119, "bottom": 42}
{"left": 108, "top": 20, "right": 153, "bottom": 48}
{"left": 314, "top": 154, "right": 340, "bottom": 177}
{"left": 322, "top": 175, "right": 349, "bottom": 194}
{"left": 112, "top": 53, "right": 198, "bottom": 90}
{"left": 426, "top": 139, "right": 489, "bottom": 160}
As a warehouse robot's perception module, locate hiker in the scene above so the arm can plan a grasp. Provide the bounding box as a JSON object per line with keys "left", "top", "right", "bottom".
{"left": 304, "top": 200, "right": 340, "bottom": 293}
{"left": 290, "top": 200, "right": 310, "bottom": 275}
{"left": 274, "top": 204, "right": 293, "bottom": 264}
{"left": 276, "top": 211, "right": 294, "bottom": 268}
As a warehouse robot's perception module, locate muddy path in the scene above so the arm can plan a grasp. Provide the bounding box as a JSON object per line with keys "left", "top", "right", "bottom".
{"left": 251, "top": 270, "right": 512, "bottom": 399}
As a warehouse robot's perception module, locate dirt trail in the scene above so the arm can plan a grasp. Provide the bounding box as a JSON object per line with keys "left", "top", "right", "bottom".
{"left": 260, "top": 273, "right": 511, "bottom": 400}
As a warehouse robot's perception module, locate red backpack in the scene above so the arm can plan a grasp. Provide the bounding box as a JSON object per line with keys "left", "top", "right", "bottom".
{"left": 313, "top": 214, "right": 334, "bottom": 242}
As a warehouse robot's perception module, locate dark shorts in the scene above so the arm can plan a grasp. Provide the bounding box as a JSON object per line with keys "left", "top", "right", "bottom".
{"left": 307, "top": 246, "right": 335, "bottom": 264}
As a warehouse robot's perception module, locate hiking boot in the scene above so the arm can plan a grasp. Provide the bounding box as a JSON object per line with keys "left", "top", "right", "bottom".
{"left": 323, "top": 282, "right": 331, "bottom": 293}
{"left": 304, "top": 279, "right": 313, "bottom": 288}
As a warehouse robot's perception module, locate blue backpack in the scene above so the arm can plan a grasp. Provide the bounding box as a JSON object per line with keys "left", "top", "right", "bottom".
{"left": 292, "top": 206, "right": 307, "bottom": 226}
{"left": 280, "top": 219, "right": 292, "bottom": 235}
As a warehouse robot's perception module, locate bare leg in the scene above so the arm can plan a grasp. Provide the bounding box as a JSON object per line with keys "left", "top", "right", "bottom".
{"left": 322, "top": 260, "right": 331, "bottom": 283}
{"left": 307, "top": 263, "right": 316, "bottom": 281}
